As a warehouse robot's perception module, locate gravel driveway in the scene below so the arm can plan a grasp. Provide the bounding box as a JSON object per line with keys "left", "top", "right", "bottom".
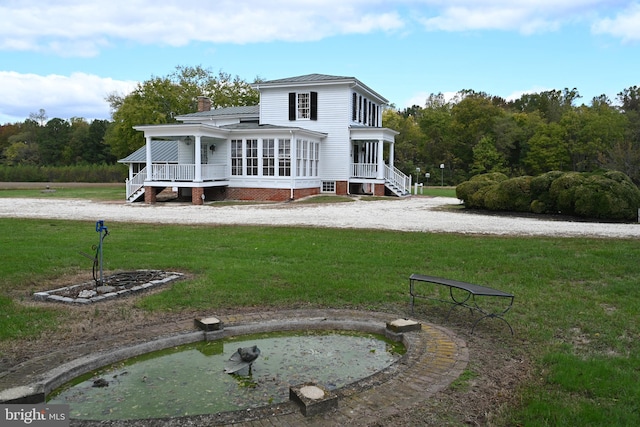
{"left": 1, "top": 196, "right": 638, "bottom": 238}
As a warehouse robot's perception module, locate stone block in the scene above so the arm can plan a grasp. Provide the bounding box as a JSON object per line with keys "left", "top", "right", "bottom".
{"left": 290, "top": 383, "right": 338, "bottom": 417}
{"left": 386, "top": 318, "right": 421, "bottom": 333}
{"left": 195, "top": 317, "right": 223, "bottom": 331}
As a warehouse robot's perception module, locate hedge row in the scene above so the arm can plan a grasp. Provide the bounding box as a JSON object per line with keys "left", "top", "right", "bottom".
{"left": 456, "top": 170, "right": 640, "bottom": 221}
{"left": 0, "top": 164, "right": 127, "bottom": 183}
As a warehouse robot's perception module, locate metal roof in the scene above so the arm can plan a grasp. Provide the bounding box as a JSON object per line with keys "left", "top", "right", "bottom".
{"left": 260, "top": 73, "right": 354, "bottom": 84}
{"left": 176, "top": 105, "right": 259, "bottom": 120}
{"left": 255, "top": 73, "right": 388, "bottom": 104}
{"left": 118, "top": 140, "right": 178, "bottom": 163}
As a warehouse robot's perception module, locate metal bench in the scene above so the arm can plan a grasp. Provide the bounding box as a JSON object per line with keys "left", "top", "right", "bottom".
{"left": 409, "top": 274, "right": 514, "bottom": 335}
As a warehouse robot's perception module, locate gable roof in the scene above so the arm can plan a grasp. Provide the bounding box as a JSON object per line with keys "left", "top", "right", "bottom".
{"left": 118, "top": 140, "right": 178, "bottom": 163}
{"left": 255, "top": 73, "right": 389, "bottom": 104}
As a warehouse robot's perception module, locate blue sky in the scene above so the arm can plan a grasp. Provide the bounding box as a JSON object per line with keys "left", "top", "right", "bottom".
{"left": 1, "top": 0, "right": 639, "bottom": 124}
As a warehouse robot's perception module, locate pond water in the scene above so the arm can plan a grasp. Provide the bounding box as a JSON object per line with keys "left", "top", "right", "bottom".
{"left": 48, "top": 330, "right": 405, "bottom": 420}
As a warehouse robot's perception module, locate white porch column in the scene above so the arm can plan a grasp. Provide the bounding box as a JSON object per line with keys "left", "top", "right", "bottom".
{"left": 290, "top": 132, "right": 297, "bottom": 198}
{"left": 194, "top": 135, "right": 202, "bottom": 182}
{"left": 389, "top": 141, "right": 395, "bottom": 169}
{"left": 145, "top": 136, "right": 152, "bottom": 180}
{"left": 376, "top": 139, "right": 384, "bottom": 179}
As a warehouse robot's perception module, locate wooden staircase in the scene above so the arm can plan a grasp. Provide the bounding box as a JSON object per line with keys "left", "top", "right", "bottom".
{"left": 384, "top": 165, "right": 411, "bottom": 197}
{"left": 125, "top": 167, "right": 147, "bottom": 203}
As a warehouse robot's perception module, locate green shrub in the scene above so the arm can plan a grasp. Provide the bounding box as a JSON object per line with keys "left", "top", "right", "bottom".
{"left": 530, "top": 171, "right": 564, "bottom": 211}
{"left": 456, "top": 172, "right": 508, "bottom": 208}
{"left": 549, "top": 172, "right": 584, "bottom": 216}
{"left": 484, "top": 176, "right": 532, "bottom": 212}
{"left": 572, "top": 174, "right": 640, "bottom": 220}
{"left": 457, "top": 170, "right": 640, "bottom": 221}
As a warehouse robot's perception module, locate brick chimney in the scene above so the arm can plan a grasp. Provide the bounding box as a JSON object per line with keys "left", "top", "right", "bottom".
{"left": 197, "top": 96, "right": 211, "bottom": 112}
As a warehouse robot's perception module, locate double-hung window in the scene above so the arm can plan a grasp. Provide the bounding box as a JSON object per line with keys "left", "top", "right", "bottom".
{"left": 289, "top": 92, "right": 317, "bottom": 121}
{"left": 231, "top": 139, "right": 243, "bottom": 176}
{"left": 263, "top": 139, "right": 275, "bottom": 176}
{"left": 246, "top": 139, "right": 258, "bottom": 176}
{"left": 279, "top": 138, "right": 291, "bottom": 177}
{"left": 297, "top": 93, "right": 310, "bottom": 119}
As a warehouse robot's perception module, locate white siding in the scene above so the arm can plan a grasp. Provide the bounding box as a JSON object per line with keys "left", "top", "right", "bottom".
{"left": 260, "top": 83, "right": 352, "bottom": 180}
{"left": 178, "top": 142, "right": 194, "bottom": 164}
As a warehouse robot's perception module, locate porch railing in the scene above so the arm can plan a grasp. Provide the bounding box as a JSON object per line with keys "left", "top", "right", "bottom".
{"left": 351, "top": 163, "right": 378, "bottom": 178}
{"left": 351, "top": 162, "right": 411, "bottom": 196}
{"left": 151, "top": 163, "right": 228, "bottom": 181}
{"left": 384, "top": 164, "right": 411, "bottom": 195}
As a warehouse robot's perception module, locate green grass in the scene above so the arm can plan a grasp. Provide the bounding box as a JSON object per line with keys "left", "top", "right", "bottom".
{"left": 1, "top": 208, "right": 639, "bottom": 424}
{"left": 414, "top": 186, "right": 457, "bottom": 198}
{"left": 0, "top": 185, "right": 124, "bottom": 201}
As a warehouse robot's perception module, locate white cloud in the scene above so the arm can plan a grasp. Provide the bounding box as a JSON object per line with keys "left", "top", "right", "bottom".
{"left": 592, "top": 3, "right": 640, "bottom": 42}
{"left": 0, "top": 72, "right": 138, "bottom": 123}
{"left": 0, "top": 1, "right": 633, "bottom": 58}
{"left": 0, "top": 0, "right": 405, "bottom": 57}
{"left": 414, "top": 0, "right": 613, "bottom": 34}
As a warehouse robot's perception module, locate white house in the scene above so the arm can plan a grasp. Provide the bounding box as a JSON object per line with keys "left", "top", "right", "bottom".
{"left": 119, "top": 73, "right": 409, "bottom": 204}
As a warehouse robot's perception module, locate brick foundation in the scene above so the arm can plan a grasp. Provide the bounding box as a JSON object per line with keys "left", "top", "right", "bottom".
{"left": 192, "top": 187, "right": 204, "bottom": 205}
{"left": 335, "top": 181, "right": 348, "bottom": 196}
{"left": 144, "top": 186, "right": 157, "bottom": 204}
{"left": 374, "top": 183, "right": 385, "bottom": 196}
{"left": 226, "top": 187, "right": 319, "bottom": 201}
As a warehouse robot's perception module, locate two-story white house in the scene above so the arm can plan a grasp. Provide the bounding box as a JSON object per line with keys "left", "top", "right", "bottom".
{"left": 119, "top": 73, "right": 409, "bottom": 204}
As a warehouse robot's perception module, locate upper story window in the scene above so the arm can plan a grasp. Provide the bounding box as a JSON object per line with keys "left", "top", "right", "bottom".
{"left": 289, "top": 91, "right": 317, "bottom": 121}
{"left": 298, "top": 93, "right": 310, "bottom": 119}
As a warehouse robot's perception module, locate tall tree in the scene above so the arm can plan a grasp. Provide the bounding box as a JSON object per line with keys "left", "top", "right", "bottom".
{"left": 470, "top": 135, "right": 508, "bottom": 175}
{"left": 105, "top": 66, "right": 259, "bottom": 159}
{"left": 39, "top": 118, "right": 71, "bottom": 166}
{"left": 448, "top": 90, "right": 504, "bottom": 180}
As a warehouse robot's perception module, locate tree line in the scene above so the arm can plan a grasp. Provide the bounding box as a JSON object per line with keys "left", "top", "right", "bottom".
{"left": 0, "top": 110, "right": 112, "bottom": 167}
{"left": 384, "top": 86, "right": 640, "bottom": 185}
{"left": 1, "top": 65, "right": 639, "bottom": 187}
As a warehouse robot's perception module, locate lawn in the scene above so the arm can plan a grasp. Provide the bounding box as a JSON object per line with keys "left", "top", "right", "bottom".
{"left": 0, "top": 186, "right": 639, "bottom": 425}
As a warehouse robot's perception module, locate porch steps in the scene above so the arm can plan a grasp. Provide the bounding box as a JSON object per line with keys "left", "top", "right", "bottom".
{"left": 383, "top": 164, "right": 411, "bottom": 197}
{"left": 127, "top": 187, "right": 145, "bottom": 203}
{"left": 385, "top": 180, "right": 411, "bottom": 197}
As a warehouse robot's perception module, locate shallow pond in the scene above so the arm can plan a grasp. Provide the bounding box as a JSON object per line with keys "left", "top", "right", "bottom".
{"left": 48, "top": 330, "right": 405, "bottom": 420}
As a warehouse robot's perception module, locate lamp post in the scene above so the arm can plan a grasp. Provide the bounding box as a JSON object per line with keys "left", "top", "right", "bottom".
{"left": 440, "top": 163, "right": 445, "bottom": 186}
{"left": 415, "top": 167, "right": 420, "bottom": 194}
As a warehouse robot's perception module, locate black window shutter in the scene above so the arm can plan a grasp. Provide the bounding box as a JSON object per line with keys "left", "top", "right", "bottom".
{"left": 363, "top": 98, "right": 367, "bottom": 125}
{"left": 352, "top": 93, "right": 357, "bottom": 121}
{"left": 288, "top": 92, "right": 296, "bottom": 121}
{"left": 310, "top": 91, "right": 318, "bottom": 120}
